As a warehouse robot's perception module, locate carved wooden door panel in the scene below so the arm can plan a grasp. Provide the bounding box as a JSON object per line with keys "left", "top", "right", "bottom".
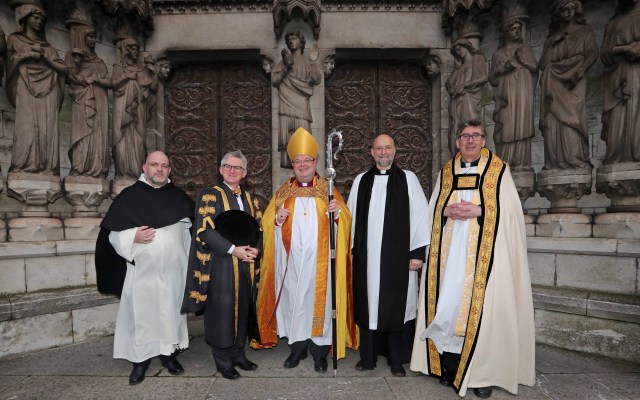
{"left": 165, "top": 63, "right": 272, "bottom": 208}
{"left": 325, "top": 61, "right": 432, "bottom": 198}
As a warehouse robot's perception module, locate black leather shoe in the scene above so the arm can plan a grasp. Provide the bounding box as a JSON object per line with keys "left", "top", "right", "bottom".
{"left": 283, "top": 352, "right": 307, "bottom": 368}
{"left": 314, "top": 357, "right": 328, "bottom": 373}
{"left": 129, "top": 363, "right": 149, "bottom": 385}
{"left": 219, "top": 367, "right": 241, "bottom": 380}
{"left": 473, "top": 387, "right": 493, "bottom": 398}
{"left": 159, "top": 355, "right": 184, "bottom": 375}
{"left": 354, "top": 360, "right": 375, "bottom": 371}
{"left": 235, "top": 359, "right": 258, "bottom": 371}
{"left": 390, "top": 365, "right": 406, "bottom": 377}
{"left": 439, "top": 377, "right": 452, "bottom": 387}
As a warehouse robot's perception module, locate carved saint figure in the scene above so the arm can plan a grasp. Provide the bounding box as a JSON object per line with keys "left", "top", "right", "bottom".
{"left": 0, "top": 24, "right": 6, "bottom": 84}
{"left": 111, "top": 36, "right": 157, "bottom": 179}
{"left": 600, "top": 0, "right": 640, "bottom": 164}
{"left": 272, "top": 31, "right": 323, "bottom": 167}
{"left": 445, "top": 38, "right": 487, "bottom": 157}
{"left": 489, "top": 19, "right": 538, "bottom": 172}
{"left": 65, "top": 20, "right": 111, "bottom": 178}
{"left": 539, "top": 0, "right": 598, "bottom": 170}
{"left": 5, "top": 1, "right": 67, "bottom": 174}
{"left": 423, "top": 55, "right": 442, "bottom": 78}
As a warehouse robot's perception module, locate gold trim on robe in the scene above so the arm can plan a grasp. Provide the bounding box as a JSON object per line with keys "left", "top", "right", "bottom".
{"left": 426, "top": 148, "right": 506, "bottom": 389}
{"left": 252, "top": 175, "right": 358, "bottom": 358}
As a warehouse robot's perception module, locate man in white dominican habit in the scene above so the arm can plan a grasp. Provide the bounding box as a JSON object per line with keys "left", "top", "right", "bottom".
{"left": 253, "top": 127, "right": 358, "bottom": 373}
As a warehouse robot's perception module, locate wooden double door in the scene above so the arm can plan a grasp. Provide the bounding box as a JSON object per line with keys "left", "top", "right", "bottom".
{"left": 326, "top": 61, "right": 433, "bottom": 198}
{"left": 164, "top": 62, "right": 273, "bottom": 207}
{"left": 164, "top": 60, "right": 432, "bottom": 206}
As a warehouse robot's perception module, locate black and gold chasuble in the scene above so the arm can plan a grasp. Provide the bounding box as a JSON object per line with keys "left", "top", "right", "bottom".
{"left": 425, "top": 148, "right": 506, "bottom": 390}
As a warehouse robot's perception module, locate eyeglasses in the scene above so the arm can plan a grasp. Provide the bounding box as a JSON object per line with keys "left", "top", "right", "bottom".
{"left": 291, "top": 158, "right": 315, "bottom": 166}
{"left": 221, "top": 164, "right": 245, "bottom": 172}
{"left": 457, "top": 133, "right": 485, "bottom": 142}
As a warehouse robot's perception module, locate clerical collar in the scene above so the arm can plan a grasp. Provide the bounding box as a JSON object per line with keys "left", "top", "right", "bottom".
{"left": 461, "top": 158, "right": 480, "bottom": 168}
{"left": 374, "top": 168, "right": 390, "bottom": 175}
{"left": 296, "top": 180, "right": 314, "bottom": 187}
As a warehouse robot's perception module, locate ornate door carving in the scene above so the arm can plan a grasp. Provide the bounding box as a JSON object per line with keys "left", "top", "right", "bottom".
{"left": 165, "top": 63, "right": 272, "bottom": 208}
{"left": 325, "top": 61, "right": 432, "bottom": 197}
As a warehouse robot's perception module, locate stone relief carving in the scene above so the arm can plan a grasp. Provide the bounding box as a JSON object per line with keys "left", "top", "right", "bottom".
{"left": 323, "top": 54, "right": 335, "bottom": 76}
{"left": 0, "top": 23, "right": 5, "bottom": 86}
{"left": 489, "top": 16, "right": 538, "bottom": 172}
{"left": 539, "top": 0, "right": 598, "bottom": 170}
{"left": 65, "top": 12, "right": 111, "bottom": 178}
{"left": 273, "top": 0, "right": 321, "bottom": 40}
{"left": 600, "top": 0, "right": 640, "bottom": 165}
{"left": 261, "top": 55, "right": 273, "bottom": 74}
{"left": 6, "top": 0, "right": 68, "bottom": 175}
{"left": 422, "top": 54, "right": 442, "bottom": 77}
{"left": 272, "top": 31, "right": 323, "bottom": 167}
{"left": 111, "top": 34, "right": 158, "bottom": 179}
{"left": 445, "top": 37, "right": 487, "bottom": 157}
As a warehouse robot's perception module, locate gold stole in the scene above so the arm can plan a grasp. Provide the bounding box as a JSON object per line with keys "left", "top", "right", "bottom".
{"left": 426, "top": 149, "right": 505, "bottom": 388}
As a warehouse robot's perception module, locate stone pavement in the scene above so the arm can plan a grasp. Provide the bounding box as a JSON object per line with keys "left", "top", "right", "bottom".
{"left": 0, "top": 316, "right": 638, "bottom": 400}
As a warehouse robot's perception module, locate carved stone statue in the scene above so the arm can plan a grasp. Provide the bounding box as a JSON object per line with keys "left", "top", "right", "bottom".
{"left": 272, "top": 31, "right": 323, "bottom": 167}
{"left": 6, "top": 0, "right": 67, "bottom": 175}
{"left": 489, "top": 18, "right": 538, "bottom": 172}
{"left": 539, "top": 0, "right": 598, "bottom": 170}
{"left": 65, "top": 17, "right": 111, "bottom": 178}
{"left": 423, "top": 54, "right": 442, "bottom": 77}
{"left": 111, "top": 36, "right": 157, "bottom": 179}
{"left": 0, "top": 23, "right": 6, "bottom": 85}
{"left": 600, "top": 0, "right": 640, "bottom": 165}
{"left": 445, "top": 38, "right": 487, "bottom": 157}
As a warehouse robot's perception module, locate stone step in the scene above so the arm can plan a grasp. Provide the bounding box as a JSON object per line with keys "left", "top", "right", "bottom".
{"left": 532, "top": 285, "right": 640, "bottom": 324}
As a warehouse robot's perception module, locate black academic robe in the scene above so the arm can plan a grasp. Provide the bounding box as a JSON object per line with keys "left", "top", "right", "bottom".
{"left": 181, "top": 185, "right": 263, "bottom": 348}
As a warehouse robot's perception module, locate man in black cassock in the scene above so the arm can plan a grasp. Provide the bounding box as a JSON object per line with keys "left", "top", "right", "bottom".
{"left": 181, "top": 150, "right": 263, "bottom": 380}
{"left": 346, "top": 134, "right": 430, "bottom": 376}
{"left": 95, "top": 151, "right": 194, "bottom": 385}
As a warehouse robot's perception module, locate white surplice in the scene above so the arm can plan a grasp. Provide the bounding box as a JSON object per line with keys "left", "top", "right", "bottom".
{"left": 274, "top": 196, "right": 332, "bottom": 346}
{"left": 347, "top": 170, "right": 430, "bottom": 330}
{"left": 110, "top": 217, "right": 191, "bottom": 362}
{"left": 419, "top": 166, "right": 476, "bottom": 353}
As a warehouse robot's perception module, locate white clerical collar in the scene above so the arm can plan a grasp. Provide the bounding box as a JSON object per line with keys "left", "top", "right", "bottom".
{"left": 139, "top": 173, "right": 171, "bottom": 188}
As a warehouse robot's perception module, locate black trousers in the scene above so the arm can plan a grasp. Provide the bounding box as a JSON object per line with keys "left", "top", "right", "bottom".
{"left": 440, "top": 351, "right": 462, "bottom": 383}
{"left": 207, "top": 268, "right": 251, "bottom": 371}
{"left": 358, "top": 319, "right": 416, "bottom": 368}
{"left": 289, "top": 339, "right": 330, "bottom": 360}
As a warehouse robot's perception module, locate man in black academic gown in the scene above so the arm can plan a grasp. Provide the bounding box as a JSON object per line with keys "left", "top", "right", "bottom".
{"left": 96, "top": 151, "right": 194, "bottom": 385}
{"left": 346, "top": 134, "right": 430, "bottom": 376}
{"left": 181, "top": 150, "right": 263, "bottom": 380}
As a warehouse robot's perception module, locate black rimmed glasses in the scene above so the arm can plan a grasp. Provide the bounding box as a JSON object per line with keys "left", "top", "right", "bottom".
{"left": 457, "top": 133, "right": 486, "bottom": 142}
{"left": 221, "top": 164, "right": 245, "bottom": 172}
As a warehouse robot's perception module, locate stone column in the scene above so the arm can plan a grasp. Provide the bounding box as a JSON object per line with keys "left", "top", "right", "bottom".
{"left": 535, "top": 167, "right": 592, "bottom": 237}
{"left": 62, "top": 176, "right": 110, "bottom": 240}
{"left": 513, "top": 170, "right": 536, "bottom": 234}
{"left": 7, "top": 172, "right": 64, "bottom": 241}
{"left": 594, "top": 163, "right": 640, "bottom": 238}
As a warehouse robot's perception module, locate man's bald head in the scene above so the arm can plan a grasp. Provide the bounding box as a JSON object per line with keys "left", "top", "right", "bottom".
{"left": 143, "top": 151, "right": 171, "bottom": 188}
{"left": 371, "top": 134, "right": 396, "bottom": 170}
